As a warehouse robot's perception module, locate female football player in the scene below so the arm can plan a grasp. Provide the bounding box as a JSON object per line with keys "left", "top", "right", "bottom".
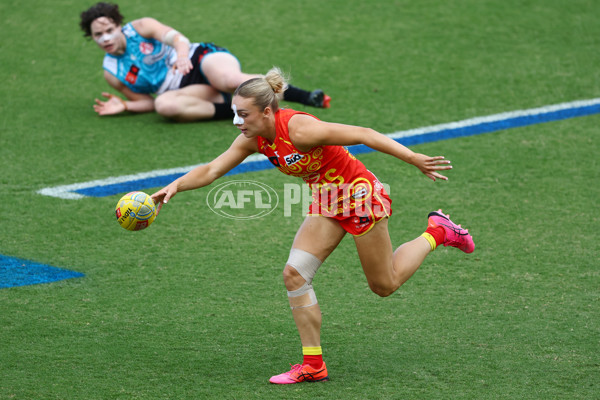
{"left": 151, "top": 67, "right": 474, "bottom": 383}
{"left": 79, "top": 2, "right": 330, "bottom": 122}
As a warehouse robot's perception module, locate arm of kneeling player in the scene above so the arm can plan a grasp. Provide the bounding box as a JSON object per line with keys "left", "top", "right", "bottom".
{"left": 93, "top": 71, "right": 155, "bottom": 115}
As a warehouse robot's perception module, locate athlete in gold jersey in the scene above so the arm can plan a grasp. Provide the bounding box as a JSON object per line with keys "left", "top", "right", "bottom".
{"left": 152, "top": 67, "right": 475, "bottom": 384}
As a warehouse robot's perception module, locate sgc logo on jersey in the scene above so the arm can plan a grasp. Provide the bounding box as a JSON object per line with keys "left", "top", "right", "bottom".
{"left": 206, "top": 180, "right": 279, "bottom": 220}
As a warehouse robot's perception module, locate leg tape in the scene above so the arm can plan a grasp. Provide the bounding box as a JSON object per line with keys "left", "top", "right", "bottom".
{"left": 286, "top": 248, "right": 322, "bottom": 284}
{"left": 287, "top": 282, "right": 318, "bottom": 309}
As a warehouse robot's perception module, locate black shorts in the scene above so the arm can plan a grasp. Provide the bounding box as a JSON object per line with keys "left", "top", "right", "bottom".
{"left": 179, "top": 43, "right": 233, "bottom": 88}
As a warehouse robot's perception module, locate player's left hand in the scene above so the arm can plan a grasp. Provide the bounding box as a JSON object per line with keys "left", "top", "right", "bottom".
{"left": 412, "top": 154, "right": 452, "bottom": 181}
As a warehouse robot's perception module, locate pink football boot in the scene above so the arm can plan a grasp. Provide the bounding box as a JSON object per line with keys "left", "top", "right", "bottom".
{"left": 428, "top": 210, "right": 475, "bottom": 253}
{"left": 269, "top": 363, "right": 329, "bottom": 384}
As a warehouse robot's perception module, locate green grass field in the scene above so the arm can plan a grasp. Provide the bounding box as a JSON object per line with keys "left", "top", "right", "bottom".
{"left": 1, "top": 0, "right": 598, "bottom": 398}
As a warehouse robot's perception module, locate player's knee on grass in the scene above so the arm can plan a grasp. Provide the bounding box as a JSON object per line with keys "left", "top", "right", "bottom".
{"left": 154, "top": 94, "right": 215, "bottom": 121}
{"left": 154, "top": 94, "right": 180, "bottom": 118}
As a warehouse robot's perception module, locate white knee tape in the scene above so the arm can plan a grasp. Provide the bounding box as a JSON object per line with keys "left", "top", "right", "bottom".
{"left": 286, "top": 248, "right": 322, "bottom": 284}
{"left": 287, "top": 282, "right": 318, "bottom": 309}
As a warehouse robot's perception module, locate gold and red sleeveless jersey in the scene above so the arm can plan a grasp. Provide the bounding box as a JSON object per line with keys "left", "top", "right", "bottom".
{"left": 257, "top": 109, "right": 392, "bottom": 235}
{"left": 257, "top": 108, "right": 367, "bottom": 187}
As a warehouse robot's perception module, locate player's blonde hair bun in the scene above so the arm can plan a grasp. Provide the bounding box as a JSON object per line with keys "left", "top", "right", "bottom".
{"left": 234, "top": 66, "right": 289, "bottom": 111}
{"left": 264, "top": 67, "right": 288, "bottom": 95}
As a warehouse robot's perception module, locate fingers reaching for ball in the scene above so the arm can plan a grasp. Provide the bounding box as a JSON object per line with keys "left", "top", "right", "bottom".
{"left": 151, "top": 185, "right": 177, "bottom": 215}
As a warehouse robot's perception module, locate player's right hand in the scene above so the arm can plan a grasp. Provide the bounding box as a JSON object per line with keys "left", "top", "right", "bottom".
{"left": 93, "top": 92, "right": 126, "bottom": 115}
{"left": 151, "top": 184, "right": 177, "bottom": 215}
{"left": 175, "top": 56, "right": 193, "bottom": 75}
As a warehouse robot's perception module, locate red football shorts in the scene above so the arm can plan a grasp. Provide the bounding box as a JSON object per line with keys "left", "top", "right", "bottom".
{"left": 308, "top": 171, "right": 392, "bottom": 236}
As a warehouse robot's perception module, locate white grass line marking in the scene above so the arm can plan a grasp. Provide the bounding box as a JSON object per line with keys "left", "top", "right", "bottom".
{"left": 386, "top": 98, "right": 600, "bottom": 139}
{"left": 36, "top": 154, "right": 268, "bottom": 200}
{"left": 37, "top": 98, "right": 600, "bottom": 199}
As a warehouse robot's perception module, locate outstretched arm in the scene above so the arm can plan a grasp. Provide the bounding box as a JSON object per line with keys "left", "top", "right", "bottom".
{"left": 288, "top": 115, "right": 452, "bottom": 181}
{"left": 93, "top": 72, "right": 155, "bottom": 115}
{"left": 151, "top": 134, "right": 258, "bottom": 214}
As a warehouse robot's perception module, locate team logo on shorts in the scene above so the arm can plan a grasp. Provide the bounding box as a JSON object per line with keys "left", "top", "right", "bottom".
{"left": 352, "top": 187, "right": 368, "bottom": 199}
{"left": 139, "top": 42, "right": 154, "bottom": 55}
{"left": 358, "top": 216, "right": 371, "bottom": 224}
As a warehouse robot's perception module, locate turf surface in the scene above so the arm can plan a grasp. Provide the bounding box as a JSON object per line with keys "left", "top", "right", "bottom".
{"left": 0, "top": 0, "right": 598, "bottom": 398}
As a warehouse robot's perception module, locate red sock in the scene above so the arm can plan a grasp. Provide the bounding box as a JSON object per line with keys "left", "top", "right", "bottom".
{"left": 425, "top": 226, "right": 445, "bottom": 247}
{"left": 303, "top": 354, "right": 323, "bottom": 369}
